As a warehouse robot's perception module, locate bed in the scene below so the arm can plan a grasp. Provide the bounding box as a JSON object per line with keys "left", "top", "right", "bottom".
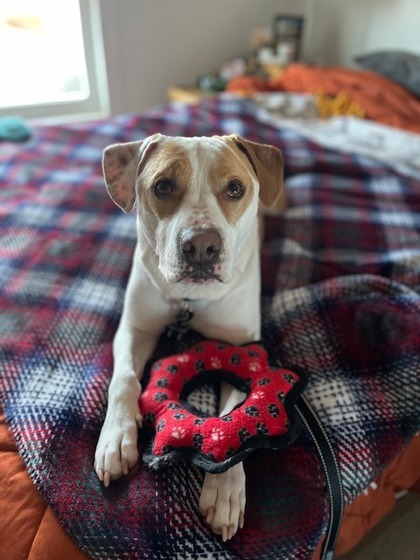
{"left": 0, "top": 63, "right": 419, "bottom": 559}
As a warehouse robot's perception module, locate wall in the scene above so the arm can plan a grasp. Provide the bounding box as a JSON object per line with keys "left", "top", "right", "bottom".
{"left": 99, "top": 0, "right": 420, "bottom": 115}
{"left": 99, "top": 0, "right": 306, "bottom": 114}
{"left": 309, "top": 0, "right": 420, "bottom": 67}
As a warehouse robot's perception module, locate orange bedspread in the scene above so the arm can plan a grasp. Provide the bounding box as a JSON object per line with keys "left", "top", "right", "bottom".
{"left": 228, "top": 64, "right": 420, "bottom": 134}
{"left": 0, "top": 411, "right": 88, "bottom": 560}
{"left": 0, "top": 409, "right": 418, "bottom": 559}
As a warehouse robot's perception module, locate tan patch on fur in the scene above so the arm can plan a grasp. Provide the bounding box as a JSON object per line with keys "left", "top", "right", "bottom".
{"left": 138, "top": 143, "right": 191, "bottom": 219}
{"left": 208, "top": 145, "right": 256, "bottom": 225}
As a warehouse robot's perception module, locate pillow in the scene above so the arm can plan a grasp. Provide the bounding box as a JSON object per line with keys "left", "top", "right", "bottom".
{"left": 355, "top": 51, "right": 420, "bottom": 97}
{"left": 140, "top": 340, "right": 306, "bottom": 473}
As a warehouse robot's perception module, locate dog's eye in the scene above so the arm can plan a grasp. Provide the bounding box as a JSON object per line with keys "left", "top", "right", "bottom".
{"left": 226, "top": 181, "right": 245, "bottom": 199}
{"left": 154, "top": 180, "right": 174, "bottom": 198}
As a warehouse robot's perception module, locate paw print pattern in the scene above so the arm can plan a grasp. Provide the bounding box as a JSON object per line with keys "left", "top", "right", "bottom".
{"left": 230, "top": 353, "right": 241, "bottom": 366}
{"left": 268, "top": 403, "right": 280, "bottom": 417}
{"left": 238, "top": 427, "right": 251, "bottom": 442}
{"left": 172, "top": 426, "right": 186, "bottom": 439}
{"left": 156, "top": 378, "right": 168, "bottom": 388}
{"left": 277, "top": 391, "right": 285, "bottom": 403}
{"left": 166, "top": 365, "right": 179, "bottom": 374}
{"left": 195, "top": 360, "right": 206, "bottom": 373}
{"left": 221, "top": 415, "right": 233, "bottom": 422}
{"left": 258, "top": 377, "right": 271, "bottom": 386}
{"left": 256, "top": 423, "right": 269, "bottom": 436}
{"left": 177, "top": 355, "right": 190, "bottom": 363}
{"left": 210, "top": 356, "right": 222, "bottom": 369}
{"left": 249, "top": 361, "right": 262, "bottom": 372}
{"left": 283, "top": 372, "right": 296, "bottom": 385}
{"left": 194, "top": 418, "right": 205, "bottom": 426}
{"left": 173, "top": 412, "right": 187, "bottom": 420}
{"left": 245, "top": 406, "right": 259, "bottom": 417}
{"left": 168, "top": 403, "right": 182, "bottom": 410}
{"left": 211, "top": 428, "right": 226, "bottom": 442}
{"left": 157, "top": 419, "right": 166, "bottom": 432}
{"left": 154, "top": 392, "right": 168, "bottom": 402}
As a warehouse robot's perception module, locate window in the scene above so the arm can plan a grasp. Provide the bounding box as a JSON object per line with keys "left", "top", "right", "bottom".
{"left": 0, "top": 0, "right": 108, "bottom": 120}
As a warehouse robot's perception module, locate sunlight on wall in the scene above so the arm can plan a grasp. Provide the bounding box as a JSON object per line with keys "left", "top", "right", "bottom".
{"left": 0, "top": 0, "right": 89, "bottom": 108}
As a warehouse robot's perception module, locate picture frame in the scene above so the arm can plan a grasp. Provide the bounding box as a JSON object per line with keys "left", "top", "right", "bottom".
{"left": 273, "top": 15, "right": 304, "bottom": 64}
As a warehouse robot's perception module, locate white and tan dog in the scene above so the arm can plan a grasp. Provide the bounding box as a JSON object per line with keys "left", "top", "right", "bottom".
{"left": 94, "top": 133, "right": 284, "bottom": 541}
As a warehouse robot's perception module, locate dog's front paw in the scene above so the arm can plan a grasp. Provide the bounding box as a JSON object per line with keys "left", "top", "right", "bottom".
{"left": 199, "top": 462, "right": 246, "bottom": 541}
{"left": 94, "top": 403, "right": 142, "bottom": 487}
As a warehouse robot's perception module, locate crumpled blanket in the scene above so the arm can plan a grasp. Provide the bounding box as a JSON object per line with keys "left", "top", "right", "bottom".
{"left": 227, "top": 63, "right": 420, "bottom": 134}
{"left": 0, "top": 98, "right": 419, "bottom": 559}
{"left": 253, "top": 93, "right": 420, "bottom": 181}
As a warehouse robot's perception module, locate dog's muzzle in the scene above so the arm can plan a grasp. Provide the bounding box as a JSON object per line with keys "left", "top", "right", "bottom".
{"left": 179, "top": 229, "right": 222, "bottom": 283}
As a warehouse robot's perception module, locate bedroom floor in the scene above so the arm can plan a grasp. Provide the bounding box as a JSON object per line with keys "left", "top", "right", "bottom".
{"left": 340, "top": 493, "right": 420, "bottom": 560}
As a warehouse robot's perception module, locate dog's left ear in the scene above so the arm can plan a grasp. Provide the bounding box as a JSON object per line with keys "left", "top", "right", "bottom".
{"left": 230, "top": 135, "right": 284, "bottom": 208}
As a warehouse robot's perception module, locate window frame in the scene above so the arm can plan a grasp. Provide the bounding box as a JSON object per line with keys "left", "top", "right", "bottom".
{"left": 0, "top": 0, "right": 109, "bottom": 121}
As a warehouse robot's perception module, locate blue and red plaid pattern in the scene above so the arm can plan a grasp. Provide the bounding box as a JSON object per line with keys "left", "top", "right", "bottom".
{"left": 0, "top": 97, "right": 419, "bottom": 560}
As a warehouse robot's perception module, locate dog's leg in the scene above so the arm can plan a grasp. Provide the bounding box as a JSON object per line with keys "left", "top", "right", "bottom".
{"left": 94, "top": 323, "right": 158, "bottom": 487}
{"left": 199, "top": 382, "right": 247, "bottom": 541}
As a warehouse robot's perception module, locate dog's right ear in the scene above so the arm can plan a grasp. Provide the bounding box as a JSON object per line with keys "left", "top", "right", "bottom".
{"left": 102, "top": 134, "right": 162, "bottom": 212}
{"left": 102, "top": 141, "right": 142, "bottom": 212}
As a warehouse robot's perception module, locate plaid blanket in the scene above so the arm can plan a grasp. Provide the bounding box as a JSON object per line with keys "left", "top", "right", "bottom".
{"left": 0, "top": 97, "right": 419, "bottom": 560}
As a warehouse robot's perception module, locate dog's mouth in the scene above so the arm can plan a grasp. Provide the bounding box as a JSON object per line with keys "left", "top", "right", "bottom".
{"left": 180, "top": 269, "right": 223, "bottom": 284}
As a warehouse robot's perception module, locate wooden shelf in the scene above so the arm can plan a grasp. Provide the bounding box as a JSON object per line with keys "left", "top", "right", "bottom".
{"left": 167, "top": 85, "right": 212, "bottom": 104}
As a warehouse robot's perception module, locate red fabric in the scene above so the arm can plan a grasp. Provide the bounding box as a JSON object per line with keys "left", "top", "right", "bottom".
{"left": 140, "top": 341, "right": 301, "bottom": 464}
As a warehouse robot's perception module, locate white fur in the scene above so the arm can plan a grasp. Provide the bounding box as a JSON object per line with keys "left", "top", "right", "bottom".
{"left": 94, "top": 134, "right": 280, "bottom": 541}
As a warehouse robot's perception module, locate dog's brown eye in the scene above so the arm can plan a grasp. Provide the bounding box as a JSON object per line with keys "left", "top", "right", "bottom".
{"left": 226, "top": 181, "right": 245, "bottom": 199}
{"left": 154, "top": 180, "right": 174, "bottom": 198}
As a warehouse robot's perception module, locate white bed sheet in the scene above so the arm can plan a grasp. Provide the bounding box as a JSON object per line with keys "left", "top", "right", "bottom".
{"left": 254, "top": 93, "right": 420, "bottom": 180}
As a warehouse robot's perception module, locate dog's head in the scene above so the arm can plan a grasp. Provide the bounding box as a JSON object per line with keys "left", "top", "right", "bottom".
{"left": 102, "top": 134, "right": 284, "bottom": 285}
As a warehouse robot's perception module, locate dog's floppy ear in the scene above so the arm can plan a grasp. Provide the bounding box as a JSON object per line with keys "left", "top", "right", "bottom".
{"left": 230, "top": 135, "right": 284, "bottom": 208}
{"left": 102, "top": 141, "right": 142, "bottom": 212}
{"left": 102, "top": 134, "right": 161, "bottom": 212}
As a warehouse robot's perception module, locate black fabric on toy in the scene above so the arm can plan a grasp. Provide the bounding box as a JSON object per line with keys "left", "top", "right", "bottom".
{"left": 140, "top": 339, "right": 306, "bottom": 473}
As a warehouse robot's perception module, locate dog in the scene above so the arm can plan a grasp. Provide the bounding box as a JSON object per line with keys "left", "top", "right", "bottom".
{"left": 94, "top": 133, "right": 284, "bottom": 541}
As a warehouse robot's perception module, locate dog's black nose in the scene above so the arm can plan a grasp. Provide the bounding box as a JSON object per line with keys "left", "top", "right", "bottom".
{"left": 181, "top": 230, "right": 221, "bottom": 265}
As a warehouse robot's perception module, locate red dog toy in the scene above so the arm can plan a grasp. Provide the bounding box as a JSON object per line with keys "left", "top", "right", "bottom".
{"left": 141, "top": 340, "right": 305, "bottom": 473}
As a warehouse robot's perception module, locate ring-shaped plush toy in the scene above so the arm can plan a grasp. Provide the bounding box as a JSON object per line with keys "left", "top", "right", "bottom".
{"left": 140, "top": 340, "right": 306, "bottom": 473}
